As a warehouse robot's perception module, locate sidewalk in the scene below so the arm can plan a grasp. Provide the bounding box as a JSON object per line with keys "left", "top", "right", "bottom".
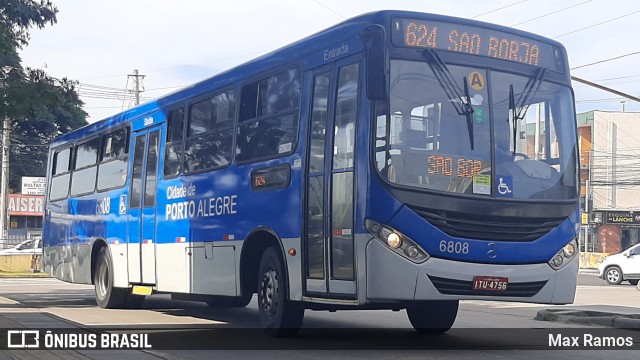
{"left": 536, "top": 280, "right": 640, "bottom": 329}
{"left": 0, "top": 295, "right": 162, "bottom": 360}
{"left": 536, "top": 307, "right": 640, "bottom": 329}
{"left": 578, "top": 268, "right": 599, "bottom": 274}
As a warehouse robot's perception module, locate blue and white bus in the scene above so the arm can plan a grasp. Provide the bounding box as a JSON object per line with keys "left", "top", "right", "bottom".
{"left": 43, "top": 10, "right": 580, "bottom": 336}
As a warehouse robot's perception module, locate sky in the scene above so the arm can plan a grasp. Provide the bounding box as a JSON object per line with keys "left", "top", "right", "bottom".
{"left": 18, "top": 0, "right": 640, "bottom": 123}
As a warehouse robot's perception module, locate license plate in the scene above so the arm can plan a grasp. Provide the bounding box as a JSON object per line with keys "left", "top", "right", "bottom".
{"left": 472, "top": 276, "right": 508, "bottom": 291}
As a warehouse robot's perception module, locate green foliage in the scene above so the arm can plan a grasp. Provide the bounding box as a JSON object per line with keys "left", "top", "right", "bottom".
{"left": 0, "top": 0, "right": 57, "bottom": 56}
{"left": 1, "top": 1, "right": 88, "bottom": 192}
{"left": 7, "top": 68, "right": 88, "bottom": 190}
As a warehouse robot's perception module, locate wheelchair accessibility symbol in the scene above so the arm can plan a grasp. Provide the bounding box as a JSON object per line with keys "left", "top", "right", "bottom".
{"left": 496, "top": 176, "right": 513, "bottom": 197}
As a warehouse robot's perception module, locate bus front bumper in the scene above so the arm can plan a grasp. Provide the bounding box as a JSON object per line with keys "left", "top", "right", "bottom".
{"left": 365, "top": 239, "right": 578, "bottom": 305}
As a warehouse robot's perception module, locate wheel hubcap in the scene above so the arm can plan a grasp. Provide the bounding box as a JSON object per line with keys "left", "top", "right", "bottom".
{"left": 260, "top": 268, "right": 278, "bottom": 320}
{"left": 607, "top": 270, "right": 619, "bottom": 283}
{"left": 97, "top": 261, "right": 108, "bottom": 298}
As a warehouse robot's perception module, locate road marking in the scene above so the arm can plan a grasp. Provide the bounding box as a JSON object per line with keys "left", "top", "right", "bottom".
{"left": 463, "top": 300, "right": 543, "bottom": 308}
{"left": 0, "top": 296, "right": 18, "bottom": 304}
{"left": 577, "top": 285, "right": 629, "bottom": 290}
{"left": 0, "top": 282, "right": 74, "bottom": 287}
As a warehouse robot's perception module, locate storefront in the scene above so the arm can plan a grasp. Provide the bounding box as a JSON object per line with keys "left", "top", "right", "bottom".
{"left": 592, "top": 210, "right": 640, "bottom": 254}
{"left": 7, "top": 194, "right": 44, "bottom": 240}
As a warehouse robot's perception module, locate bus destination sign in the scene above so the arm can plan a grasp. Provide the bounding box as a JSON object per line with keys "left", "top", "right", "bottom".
{"left": 392, "top": 18, "right": 561, "bottom": 70}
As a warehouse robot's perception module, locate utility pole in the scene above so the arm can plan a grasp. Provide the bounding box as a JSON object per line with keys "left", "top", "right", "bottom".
{"left": 0, "top": 115, "right": 8, "bottom": 241}
{"left": 127, "top": 69, "right": 145, "bottom": 106}
{"left": 0, "top": 66, "right": 14, "bottom": 241}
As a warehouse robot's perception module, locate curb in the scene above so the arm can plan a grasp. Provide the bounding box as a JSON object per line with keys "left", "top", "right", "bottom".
{"left": 0, "top": 273, "right": 51, "bottom": 278}
{"left": 536, "top": 309, "right": 640, "bottom": 329}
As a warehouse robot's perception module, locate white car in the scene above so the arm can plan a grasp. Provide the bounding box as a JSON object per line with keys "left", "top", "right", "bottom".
{"left": 598, "top": 243, "right": 640, "bottom": 285}
{"left": 0, "top": 238, "right": 42, "bottom": 256}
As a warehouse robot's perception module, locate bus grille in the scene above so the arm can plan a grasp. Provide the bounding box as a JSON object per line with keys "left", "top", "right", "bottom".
{"left": 409, "top": 206, "right": 564, "bottom": 242}
{"left": 428, "top": 276, "right": 547, "bottom": 297}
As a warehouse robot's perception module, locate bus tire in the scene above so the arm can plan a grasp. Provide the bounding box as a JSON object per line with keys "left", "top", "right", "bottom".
{"left": 406, "top": 300, "right": 458, "bottom": 333}
{"left": 94, "top": 247, "right": 127, "bottom": 309}
{"left": 257, "top": 247, "right": 304, "bottom": 337}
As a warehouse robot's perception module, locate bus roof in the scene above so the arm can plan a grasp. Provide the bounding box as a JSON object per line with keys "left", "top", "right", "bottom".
{"left": 50, "top": 10, "right": 566, "bottom": 148}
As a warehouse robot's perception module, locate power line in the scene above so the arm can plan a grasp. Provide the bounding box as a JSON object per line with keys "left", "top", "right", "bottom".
{"left": 575, "top": 97, "right": 625, "bottom": 104}
{"left": 553, "top": 10, "right": 640, "bottom": 38}
{"left": 310, "top": 0, "right": 345, "bottom": 19}
{"left": 471, "top": 0, "right": 528, "bottom": 19}
{"left": 574, "top": 79, "right": 640, "bottom": 88}
{"left": 145, "top": 85, "right": 182, "bottom": 92}
{"left": 571, "top": 76, "right": 640, "bottom": 103}
{"left": 571, "top": 51, "right": 640, "bottom": 70}
{"left": 591, "top": 74, "right": 640, "bottom": 82}
{"left": 510, "top": 0, "right": 593, "bottom": 26}
{"left": 78, "top": 83, "right": 128, "bottom": 92}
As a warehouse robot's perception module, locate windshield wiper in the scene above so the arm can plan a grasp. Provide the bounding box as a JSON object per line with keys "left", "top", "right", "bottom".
{"left": 422, "top": 49, "right": 475, "bottom": 149}
{"left": 462, "top": 76, "right": 474, "bottom": 150}
{"left": 508, "top": 68, "right": 546, "bottom": 154}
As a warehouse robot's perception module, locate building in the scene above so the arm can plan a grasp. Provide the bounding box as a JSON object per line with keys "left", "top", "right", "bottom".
{"left": 578, "top": 110, "right": 640, "bottom": 254}
{"left": 7, "top": 193, "right": 44, "bottom": 240}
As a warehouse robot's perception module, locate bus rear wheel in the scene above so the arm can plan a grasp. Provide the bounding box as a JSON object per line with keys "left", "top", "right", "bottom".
{"left": 257, "top": 247, "right": 304, "bottom": 337}
{"left": 406, "top": 300, "right": 459, "bottom": 333}
{"left": 94, "top": 247, "right": 128, "bottom": 308}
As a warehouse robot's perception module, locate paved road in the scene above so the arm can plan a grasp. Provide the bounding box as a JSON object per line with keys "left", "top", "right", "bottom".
{"left": 578, "top": 269, "right": 633, "bottom": 286}
{"left": 0, "top": 273, "right": 638, "bottom": 359}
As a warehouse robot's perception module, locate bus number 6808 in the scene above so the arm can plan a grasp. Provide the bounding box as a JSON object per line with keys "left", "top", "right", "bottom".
{"left": 439, "top": 240, "right": 469, "bottom": 254}
{"left": 96, "top": 198, "right": 111, "bottom": 215}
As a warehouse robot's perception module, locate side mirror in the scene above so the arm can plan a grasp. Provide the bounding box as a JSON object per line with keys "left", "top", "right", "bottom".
{"left": 361, "top": 25, "right": 387, "bottom": 100}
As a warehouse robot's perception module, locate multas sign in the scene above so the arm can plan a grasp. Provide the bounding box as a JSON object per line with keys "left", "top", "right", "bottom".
{"left": 605, "top": 211, "right": 640, "bottom": 225}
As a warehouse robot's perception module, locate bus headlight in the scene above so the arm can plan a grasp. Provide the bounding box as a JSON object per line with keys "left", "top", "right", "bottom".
{"left": 386, "top": 233, "right": 402, "bottom": 248}
{"left": 563, "top": 243, "right": 576, "bottom": 257}
{"left": 366, "top": 220, "right": 429, "bottom": 263}
{"left": 548, "top": 239, "right": 578, "bottom": 270}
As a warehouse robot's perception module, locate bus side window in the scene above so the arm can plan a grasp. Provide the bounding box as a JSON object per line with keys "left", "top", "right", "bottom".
{"left": 70, "top": 137, "right": 99, "bottom": 196}
{"left": 184, "top": 90, "right": 235, "bottom": 173}
{"left": 164, "top": 108, "right": 184, "bottom": 177}
{"left": 97, "top": 127, "right": 129, "bottom": 191}
{"left": 236, "top": 67, "right": 301, "bottom": 163}
{"left": 50, "top": 147, "right": 72, "bottom": 201}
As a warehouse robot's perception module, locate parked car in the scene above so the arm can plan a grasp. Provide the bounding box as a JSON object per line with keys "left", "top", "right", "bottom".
{"left": 598, "top": 243, "right": 640, "bottom": 285}
{"left": 0, "top": 238, "right": 42, "bottom": 256}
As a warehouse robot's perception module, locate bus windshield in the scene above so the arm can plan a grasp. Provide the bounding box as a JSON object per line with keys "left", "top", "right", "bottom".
{"left": 376, "top": 59, "right": 578, "bottom": 200}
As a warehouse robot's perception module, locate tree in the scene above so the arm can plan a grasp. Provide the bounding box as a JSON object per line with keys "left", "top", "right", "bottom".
{"left": 1, "top": 1, "right": 87, "bottom": 192}
{"left": 0, "top": 0, "right": 57, "bottom": 59}
{"left": 8, "top": 69, "right": 87, "bottom": 190}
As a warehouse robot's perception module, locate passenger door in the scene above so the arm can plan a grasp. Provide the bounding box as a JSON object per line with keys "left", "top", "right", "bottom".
{"left": 304, "top": 57, "right": 360, "bottom": 298}
{"left": 127, "top": 127, "right": 161, "bottom": 284}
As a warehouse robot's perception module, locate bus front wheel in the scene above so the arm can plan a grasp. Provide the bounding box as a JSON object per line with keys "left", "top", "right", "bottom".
{"left": 94, "top": 247, "right": 128, "bottom": 308}
{"left": 257, "top": 247, "right": 304, "bottom": 337}
{"left": 406, "top": 300, "right": 459, "bottom": 333}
